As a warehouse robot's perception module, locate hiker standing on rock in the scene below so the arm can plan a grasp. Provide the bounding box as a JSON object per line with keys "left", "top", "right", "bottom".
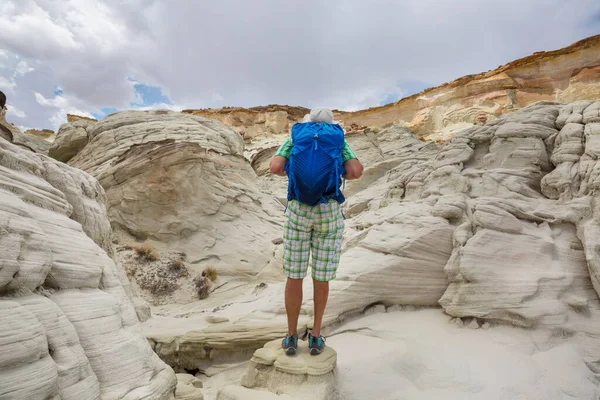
{"left": 269, "top": 107, "right": 363, "bottom": 356}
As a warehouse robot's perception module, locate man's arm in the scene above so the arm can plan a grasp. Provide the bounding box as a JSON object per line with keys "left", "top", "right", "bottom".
{"left": 341, "top": 141, "right": 363, "bottom": 180}
{"left": 343, "top": 158, "right": 363, "bottom": 180}
{"left": 269, "top": 155, "right": 287, "bottom": 176}
{"left": 269, "top": 137, "right": 292, "bottom": 176}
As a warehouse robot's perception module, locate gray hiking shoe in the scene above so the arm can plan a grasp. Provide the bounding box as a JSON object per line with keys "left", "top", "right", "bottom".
{"left": 282, "top": 334, "right": 298, "bottom": 355}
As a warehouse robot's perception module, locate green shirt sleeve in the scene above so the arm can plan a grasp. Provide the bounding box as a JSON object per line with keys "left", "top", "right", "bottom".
{"left": 341, "top": 141, "right": 358, "bottom": 162}
{"left": 274, "top": 137, "right": 358, "bottom": 162}
{"left": 274, "top": 137, "right": 293, "bottom": 159}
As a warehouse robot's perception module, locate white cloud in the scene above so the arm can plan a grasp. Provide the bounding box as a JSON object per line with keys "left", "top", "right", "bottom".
{"left": 13, "top": 61, "right": 34, "bottom": 77}
{"left": 0, "top": 0, "right": 599, "bottom": 131}
{"left": 0, "top": 76, "right": 17, "bottom": 92}
{"left": 6, "top": 104, "right": 26, "bottom": 119}
{"left": 34, "top": 92, "right": 95, "bottom": 129}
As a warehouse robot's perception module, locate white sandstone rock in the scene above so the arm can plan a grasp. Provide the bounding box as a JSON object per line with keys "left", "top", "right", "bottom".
{"left": 49, "top": 120, "right": 93, "bottom": 163}
{"left": 0, "top": 137, "right": 176, "bottom": 399}
{"left": 68, "top": 110, "right": 285, "bottom": 286}
{"left": 230, "top": 339, "right": 336, "bottom": 399}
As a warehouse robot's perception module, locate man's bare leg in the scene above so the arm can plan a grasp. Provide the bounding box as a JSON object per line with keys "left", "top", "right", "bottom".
{"left": 312, "top": 280, "right": 329, "bottom": 336}
{"left": 285, "top": 277, "right": 303, "bottom": 335}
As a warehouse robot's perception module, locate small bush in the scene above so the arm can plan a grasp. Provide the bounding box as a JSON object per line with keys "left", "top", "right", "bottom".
{"left": 141, "top": 279, "right": 177, "bottom": 297}
{"left": 169, "top": 258, "right": 185, "bottom": 270}
{"left": 134, "top": 242, "right": 159, "bottom": 261}
{"left": 124, "top": 263, "right": 138, "bottom": 277}
{"left": 203, "top": 266, "right": 218, "bottom": 282}
{"left": 194, "top": 275, "right": 213, "bottom": 300}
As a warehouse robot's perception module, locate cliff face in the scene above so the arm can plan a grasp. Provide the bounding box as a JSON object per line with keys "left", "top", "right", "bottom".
{"left": 334, "top": 34, "right": 600, "bottom": 140}
{"left": 181, "top": 105, "right": 309, "bottom": 141}
{"left": 181, "top": 35, "right": 600, "bottom": 141}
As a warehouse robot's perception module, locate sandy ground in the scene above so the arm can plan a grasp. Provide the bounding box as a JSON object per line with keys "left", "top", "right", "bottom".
{"left": 327, "top": 309, "right": 600, "bottom": 400}
{"left": 198, "top": 308, "right": 600, "bottom": 400}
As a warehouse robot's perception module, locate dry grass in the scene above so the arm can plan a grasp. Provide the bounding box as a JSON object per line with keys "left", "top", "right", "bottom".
{"left": 203, "top": 266, "right": 218, "bottom": 282}
{"left": 169, "top": 258, "right": 185, "bottom": 270}
{"left": 140, "top": 278, "right": 178, "bottom": 297}
{"left": 194, "top": 275, "right": 213, "bottom": 300}
{"left": 124, "top": 263, "right": 138, "bottom": 277}
{"left": 133, "top": 242, "right": 159, "bottom": 261}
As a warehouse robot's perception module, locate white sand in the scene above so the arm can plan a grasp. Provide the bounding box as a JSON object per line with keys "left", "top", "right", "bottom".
{"left": 198, "top": 308, "right": 599, "bottom": 399}
{"left": 326, "top": 309, "right": 600, "bottom": 400}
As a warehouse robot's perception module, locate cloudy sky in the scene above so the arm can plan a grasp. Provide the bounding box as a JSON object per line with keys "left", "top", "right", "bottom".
{"left": 1, "top": 0, "right": 599, "bottom": 131}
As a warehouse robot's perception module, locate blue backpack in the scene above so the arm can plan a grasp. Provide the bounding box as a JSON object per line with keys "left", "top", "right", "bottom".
{"left": 285, "top": 122, "right": 346, "bottom": 206}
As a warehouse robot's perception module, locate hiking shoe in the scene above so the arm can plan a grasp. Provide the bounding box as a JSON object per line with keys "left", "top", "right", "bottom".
{"left": 308, "top": 333, "right": 326, "bottom": 356}
{"left": 282, "top": 334, "right": 298, "bottom": 355}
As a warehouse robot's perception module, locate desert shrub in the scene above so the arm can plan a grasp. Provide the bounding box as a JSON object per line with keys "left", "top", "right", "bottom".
{"left": 203, "top": 266, "right": 218, "bottom": 282}
{"left": 124, "top": 263, "right": 138, "bottom": 277}
{"left": 139, "top": 277, "right": 178, "bottom": 297}
{"left": 194, "top": 275, "right": 213, "bottom": 300}
{"left": 169, "top": 258, "right": 185, "bottom": 270}
{"left": 133, "top": 242, "right": 158, "bottom": 261}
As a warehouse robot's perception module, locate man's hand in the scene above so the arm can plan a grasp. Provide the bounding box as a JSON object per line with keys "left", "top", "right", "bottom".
{"left": 343, "top": 158, "right": 363, "bottom": 180}
{"left": 269, "top": 156, "right": 288, "bottom": 176}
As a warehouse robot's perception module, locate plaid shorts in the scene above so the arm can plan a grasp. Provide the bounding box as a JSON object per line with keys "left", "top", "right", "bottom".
{"left": 283, "top": 199, "right": 345, "bottom": 281}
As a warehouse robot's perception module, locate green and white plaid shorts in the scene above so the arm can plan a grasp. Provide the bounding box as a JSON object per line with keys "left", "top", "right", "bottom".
{"left": 283, "top": 199, "right": 344, "bottom": 281}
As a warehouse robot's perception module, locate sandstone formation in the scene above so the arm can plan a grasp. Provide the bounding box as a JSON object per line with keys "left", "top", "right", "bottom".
{"left": 175, "top": 374, "right": 204, "bottom": 400}
{"left": 49, "top": 119, "right": 93, "bottom": 162}
{"left": 137, "top": 102, "right": 600, "bottom": 399}
{"left": 67, "top": 113, "right": 98, "bottom": 123}
{"left": 335, "top": 35, "right": 600, "bottom": 139}
{"left": 64, "top": 110, "right": 285, "bottom": 299}
{"left": 24, "top": 128, "right": 56, "bottom": 143}
{"left": 0, "top": 135, "right": 176, "bottom": 398}
{"left": 218, "top": 339, "right": 337, "bottom": 399}
{"left": 182, "top": 105, "right": 309, "bottom": 141}
{"left": 1, "top": 120, "right": 52, "bottom": 154}
{"left": 180, "top": 35, "right": 600, "bottom": 143}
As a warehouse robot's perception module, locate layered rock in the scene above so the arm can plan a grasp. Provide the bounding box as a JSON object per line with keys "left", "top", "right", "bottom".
{"left": 142, "top": 102, "right": 600, "bottom": 389}
{"left": 0, "top": 136, "right": 176, "bottom": 398}
{"left": 180, "top": 35, "right": 600, "bottom": 143}
{"left": 218, "top": 339, "right": 337, "bottom": 400}
{"left": 24, "top": 128, "right": 56, "bottom": 143}
{"left": 1, "top": 120, "right": 52, "bottom": 154}
{"left": 66, "top": 110, "right": 285, "bottom": 291}
{"left": 336, "top": 35, "right": 600, "bottom": 139}
{"left": 182, "top": 105, "right": 309, "bottom": 140}
{"left": 49, "top": 119, "right": 93, "bottom": 163}
{"left": 175, "top": 374, "right": 204, "bottom": 400}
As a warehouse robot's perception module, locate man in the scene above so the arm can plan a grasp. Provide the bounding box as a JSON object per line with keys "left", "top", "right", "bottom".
{"left": 269, "top": 107, "right": 363, "bottom": 356}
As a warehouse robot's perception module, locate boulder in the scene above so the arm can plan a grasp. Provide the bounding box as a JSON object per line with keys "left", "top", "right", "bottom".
{"left": 67, "top": 110, "right": 285, "bottom": 288}
{"left": 49, "top": 120, "right": 93, "bottom": 162}
{"left": 175, "top": 373, "right": 204, "bottom": 400}
{"left": 218, "top": 339, "right": 337, "bottom": 400}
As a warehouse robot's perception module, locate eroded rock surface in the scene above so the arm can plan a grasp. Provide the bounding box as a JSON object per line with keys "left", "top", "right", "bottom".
{"left": 67, "top": 110, "right": 285, "bottom": 287}
{"left": 218, "top": 339, "right": 336, "bottom": 400}
{"left": 49, "top": 119, "right": 93, "bottom": 162}
{"left": 143, "top": 102, "right": 600, "bottom": 389}
{"left": 1, "top": 120, "right": 52, "bottom": 154}
{"left": 0, "top": 137, "right": 176, "bottom": 399}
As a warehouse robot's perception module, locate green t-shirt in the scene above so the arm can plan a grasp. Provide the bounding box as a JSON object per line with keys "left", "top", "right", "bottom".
{"left": 274, "top": 137, "right": 358, "bottom": 162}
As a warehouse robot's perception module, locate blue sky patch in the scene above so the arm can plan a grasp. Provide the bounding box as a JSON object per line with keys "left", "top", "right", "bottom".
{"left": 91, "top": 80, "right": 173, "bottom": 119}
{"left": 91, "top": 107, "right": 117, "bottom": 120}
{"left": 54, "top": 86, "right": 63, "bottom": 96}
{"left": 130, "top": 81, "right": 172, "bottom": 107}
